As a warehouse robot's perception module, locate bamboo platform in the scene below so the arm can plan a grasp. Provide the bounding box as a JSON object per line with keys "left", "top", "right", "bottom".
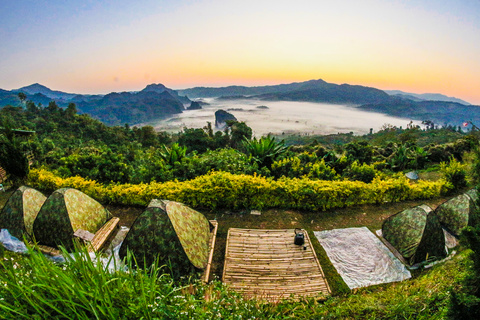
{"left": 222, "top": 228, "right": 330, "bottom": 302}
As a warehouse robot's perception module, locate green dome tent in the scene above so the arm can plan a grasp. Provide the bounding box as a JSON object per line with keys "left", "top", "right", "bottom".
{"left": 435, "top": 192, "right": 479, "bottom": 237}
{"left": 465, "top": 188, "right": 480, "bottom": 227}
{"left": 0, "top": 186, "right": 47, "bottom": 240}
{"left": 119, "top": 199, "right": 214, "bottom": 278}
{"left": 382, "top": 204, "right": 446, "bottom": 265}
{"left": 33, "top": 188, "right": 111, "bottom": 250}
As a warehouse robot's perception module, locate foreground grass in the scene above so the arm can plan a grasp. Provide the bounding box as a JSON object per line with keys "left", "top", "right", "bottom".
{"left": 0, "top": 244, "right": 469, "bottom": 319}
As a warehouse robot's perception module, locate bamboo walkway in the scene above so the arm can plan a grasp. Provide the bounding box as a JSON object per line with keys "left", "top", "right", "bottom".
{"left": 222, "top": 228, "right": 330, "bottom": 302}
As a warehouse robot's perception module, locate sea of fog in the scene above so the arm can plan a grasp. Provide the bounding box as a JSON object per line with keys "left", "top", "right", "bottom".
{"left": 150, "top": 98, "right": 421, "bottom": 137}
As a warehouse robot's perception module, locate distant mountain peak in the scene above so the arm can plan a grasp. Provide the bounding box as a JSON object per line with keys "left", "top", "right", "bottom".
{"left": 141, "top": 83, "right": 191, "bottom": 104}
{"left": 142, "top": 83, "right": 168, "bottom": 92}
{"left": 14, "top": 83, "right": 77, "bottom": 100}
{"left": 16, "top": 83, "right": 52, "bottom": 93}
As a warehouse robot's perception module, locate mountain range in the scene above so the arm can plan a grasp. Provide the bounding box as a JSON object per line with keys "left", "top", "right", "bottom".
{"left": 1, "top": 80, "right": 478, "bottom": 127}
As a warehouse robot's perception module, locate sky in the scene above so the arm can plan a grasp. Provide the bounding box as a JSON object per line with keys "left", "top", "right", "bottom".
{"left": 1, "top": 0, "right": 479, "bottom": 104}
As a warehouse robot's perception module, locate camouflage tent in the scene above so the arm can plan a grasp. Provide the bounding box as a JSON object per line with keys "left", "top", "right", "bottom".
{"left": 119, "top": 199, "right": 213, "bottom": 278}
{"left": 435, "top": 191, "right": 479, "bottom": 237}
{"left": 33, "top": 188, "right": 111, "bottom": 250}
{"left": 465, "top": 188, "right": 480, "bottom": 226}
{"left": 382, "top": 205, "right": 447, "bottom": 265}
{"left": 0, "top": 186, "right": 47, "bottom": 240}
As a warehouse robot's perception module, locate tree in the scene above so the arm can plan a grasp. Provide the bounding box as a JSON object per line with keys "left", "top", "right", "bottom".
{"left": 46, "top": 100, "right": 60, "bottom": 114}
{"left": 0, "top": 119, "right": 29, "bottom": 186}
{"left": 178, "top": 128, "right": 211, "bottom": 153}
{"left": 228, "top": 121, "right": 252, "bottom": 149}
{"left": 345, "top": 141, "right": 373, "bottom": 164}
{"left": 66, "top": 103, "right": 77, "bottom": 119}
{"left": 135, "top": 125, "right": 158, "bottom": 148}
{"left": 18, "top": 92, "right": 27, "bottom": 105}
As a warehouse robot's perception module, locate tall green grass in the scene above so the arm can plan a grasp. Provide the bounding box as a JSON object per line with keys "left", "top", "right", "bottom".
{"left": 0, "top": 246, "right": 265, "bottom": 319}
{"left": 0, "top": 245, "right": 468, "bottom": 319}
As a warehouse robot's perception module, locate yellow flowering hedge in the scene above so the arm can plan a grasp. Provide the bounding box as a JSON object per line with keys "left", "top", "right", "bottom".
{"left": 27, "top": 168, "right": 451, "bottom": 211}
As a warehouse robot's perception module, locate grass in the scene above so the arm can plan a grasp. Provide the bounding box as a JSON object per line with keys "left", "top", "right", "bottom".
{"left": 0, "top": 239, "right": 469, "bottom": 319}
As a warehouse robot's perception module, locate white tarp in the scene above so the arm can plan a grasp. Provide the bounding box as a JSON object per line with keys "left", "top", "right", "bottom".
{"left": 314, "top": 227, "right": 411, "bottom": 289}
{"left": 0, "top": 227, "right": 129, "bottom": 272}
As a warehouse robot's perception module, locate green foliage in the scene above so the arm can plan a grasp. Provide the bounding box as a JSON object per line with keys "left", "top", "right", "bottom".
{"left": 58, "top": 145, "right": 130, "bottom": 183}
{"left": 0, "top": 235, "right": 466, "bottom": 319}
{"left": 28, "top": 168, "right": 449, "bottom": 211}
{"left": 440, "top": 157, "right": 467, "bottom": 191}
{"left": 178, "top": 127, "right": 212, "bottom": 153}
{"left": 345, "top": 161, "right": 376, "bottom": 183}
{"left": 308, "top": 159, "right": 338, "bottom": 180}
{"left": 0, "top": 119, "right": 30, "bottom": 185}
{"left": 448, "top": 144, "right": 480, "bottom": 318}
{"left": 228, "top": 121, "right": 252, "bottom": 149}
{"left": 271, "top": 156, "right": 337, "bottom": 181}
{"left": 448, "top": 225, "right": 480, "bottom": 319}
{"left": 345, "top": 140, "right": 373, "bottom": 164}
{"left": 242, "top": 135, "right": 287, "bottom": 169}
{"left": 0, "top": 246, "right": 265, "bottom": 319}
{"left": 194, "top": 148, "right": 258, "bottom": 175}
{"left": 387, "top": 143, "right": 413, "bottom": 171}
{"left": 159, "top": 143, "right": 187, "bottom": 166}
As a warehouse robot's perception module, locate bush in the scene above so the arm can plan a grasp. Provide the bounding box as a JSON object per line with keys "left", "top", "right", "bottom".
{"left": 440, "top": 157, "right": 467, "bottom": 191}
{"left": 28, "top": 168, "right": 449, "bottom": 211}
{"left": 344, "top": 161, "right": 376, "bottom": 183}
{"left": 307, "top": 159, "right": 338, "bottom": 181}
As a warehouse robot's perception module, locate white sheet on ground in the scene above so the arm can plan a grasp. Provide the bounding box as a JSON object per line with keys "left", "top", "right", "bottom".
{"left": 0, "top": 228, "right": 127, "bottom": 272}
{"left": 314, "top": 227, "right": 411, "bottom": 289}
{"left": 0, "top": 229, "right": 28, "bottom": 253}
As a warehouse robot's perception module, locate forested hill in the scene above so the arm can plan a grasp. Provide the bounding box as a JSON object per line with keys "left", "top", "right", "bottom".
{"left": 179, "top": 79, "right": 480, "bottom": 127}
{"left": 0, "top": 83, "right": 189, "bottom": 126}
{"left": 76, "top": 91, "right": 185, "bottom": 125}
{"left": 178, "top": 79, "right": 391, "bottom": 104}
{"left": 1, "top": 80, "right": 478, "bottom": 127}
{"left": 359, "top": 98, "right": 480, "bottom": 127}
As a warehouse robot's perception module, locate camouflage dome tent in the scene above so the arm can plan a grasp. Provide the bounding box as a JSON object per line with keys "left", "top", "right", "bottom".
{"left": 33, "top": 188, "right": 111, "bottom": 250}
{"left": 0, "top": 186, "right": 47, "bottom": 240}
{"left": 382, "top": 204, "right": 447, "bottom": 265}
{"left": 119, "top": 199, "right": 214, "bottom": 278}
{"left": 435, "top": 189, "right": 479, "bottom": 237}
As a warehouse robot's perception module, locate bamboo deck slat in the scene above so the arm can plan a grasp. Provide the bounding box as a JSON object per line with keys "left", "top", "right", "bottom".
{"left": 88, "top": 217, "right": 120, "bottom": 252}
{"left": 37, "top": 244, "right": 61, "bottom": 256}
{"left": 222, "top": 228, "right": 330, "bottom": 302}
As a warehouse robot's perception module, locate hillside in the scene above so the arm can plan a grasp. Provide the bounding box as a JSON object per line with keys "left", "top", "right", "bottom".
{"left": 0, "top": 83, "right": 189, "bottom": 126}
{"left": 178, "top": 79, "right": 391, "bottom": 105}
{"left": 178, "top": 79, "right": 480, "bottom": 127}
{"left": 385, "top": 89, "right": 471, "bottom": 105}
{"left": 13, "top": 83, "right": 78, "bottom": 100}
{"left": 2, "top": 79, "right": 479, "bottom": 127}
{"left": 359, "top": 98, "right": 480, "bottom": 127}
{"left": 79, "top": 90, "right": 185, "bottom": 126}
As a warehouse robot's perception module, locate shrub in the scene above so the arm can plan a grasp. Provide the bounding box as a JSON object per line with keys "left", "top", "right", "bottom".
{"left": 307, "top": 159, "right": 338, "bottom": 181}
{"left": 440, "top": 157, "right": 467, "bottom": 191}
{"left": 242, "top": 135, "right": 287, "bottom": 169}
{"left": 345, "top": 140, "right": 374, "bottom": 164}
{"left": 344, "top": 161, "right": 376, "bottom": 183}
{"left": 28, "top": 168, "right": 449, "bottom": 211}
